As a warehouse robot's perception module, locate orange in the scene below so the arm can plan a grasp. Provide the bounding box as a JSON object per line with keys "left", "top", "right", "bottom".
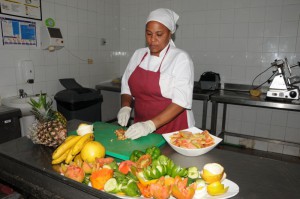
{"left": 81, "top": 141, "right": 105, "bottom": 163}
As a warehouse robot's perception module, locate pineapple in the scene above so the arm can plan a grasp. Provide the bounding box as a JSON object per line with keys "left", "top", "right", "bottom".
{"left": 28, "top": 94, "right": 67, "bottom": 148}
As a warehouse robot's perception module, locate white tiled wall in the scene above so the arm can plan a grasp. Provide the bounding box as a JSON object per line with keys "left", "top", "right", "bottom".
{"left": 1, "top": 0, "right": 300, "bottom": 156}
{"left": 119, "top": 0, "right": 300, "bottom": 156}
{"left": 0, "top": 0, "right": 120, "bottom": 101}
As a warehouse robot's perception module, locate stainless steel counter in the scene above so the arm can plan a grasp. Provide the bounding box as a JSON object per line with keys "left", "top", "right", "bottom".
{"left": 0, "top": 119, "right": 300, "bottom": 198}
{"left": 210, "top": 89, "right": 300, "bottom": 146}
{"left": 95, "top": 82, "right": 216, "bottom": 130}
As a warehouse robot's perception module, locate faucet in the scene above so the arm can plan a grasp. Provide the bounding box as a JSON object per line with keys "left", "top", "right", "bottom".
{"left": 19, "top": 89, "right": 27, "bottom": 98}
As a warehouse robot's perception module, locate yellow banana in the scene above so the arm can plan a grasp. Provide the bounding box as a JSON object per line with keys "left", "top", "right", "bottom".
{"left": 71, "top": 133, "right": 94, "bottom": 156}
{"left": 64, "top": 135, "right": 77, "bottom": 143}
{"left": 51, "top": 149, "right": 70, "bottom": 165}
{"left": 73, "top": 153, "right": 83, "bottom": 167}
{"left": 65, "top": 146, "right": 76, "bottom": 164}
{"left": 52, "top": 135, "right": 81, "bottom": 159}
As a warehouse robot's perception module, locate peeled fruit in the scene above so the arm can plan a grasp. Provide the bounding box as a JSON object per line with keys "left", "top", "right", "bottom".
{"left": 207, "top": 181, "right": 228, "bottom": 196}
{"left": 77, "top": 123, "right": 94, "bottom": 136}
{"left": 64, "top": 165, "right": 85, "bottom": 183}
{"left": 200, "top": 163, "right": 224, "bottom": 184}
{"left": 81, "top": 141, "right": 105, "bottom": 163}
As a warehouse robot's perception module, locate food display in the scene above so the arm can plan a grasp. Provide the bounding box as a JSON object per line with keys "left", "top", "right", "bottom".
{"left": 50, "top": 124, "right": 238, "bottom": 198}
{"left": 52, "top": 127, "right": 238, "bottom": 199}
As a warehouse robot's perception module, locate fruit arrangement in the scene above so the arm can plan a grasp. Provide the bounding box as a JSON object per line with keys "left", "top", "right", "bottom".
{"left": 28, "top": 94, "right": 67, "bottom": 148}
{"left": 53, "top": 134, "right": 230, "bottom": 199}
{"left": 51, "top": 123, "right": 101, "bottom": 164}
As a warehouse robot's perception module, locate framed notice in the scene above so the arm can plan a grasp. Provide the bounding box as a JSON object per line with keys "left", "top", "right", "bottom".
{"left": 0, "top": 0, "right": 42, "bottom": 20}
{"left": 1, "top": 17, "right": 37, "bottom": 46}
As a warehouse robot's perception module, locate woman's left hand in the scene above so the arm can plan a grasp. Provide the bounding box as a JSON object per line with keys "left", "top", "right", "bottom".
{"left": 125, "top": 120, "right": 156, "bottom": 140}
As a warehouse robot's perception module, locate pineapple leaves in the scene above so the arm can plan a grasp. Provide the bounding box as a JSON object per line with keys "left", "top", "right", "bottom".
{"left": 29, "top": 93, "right": 55, "bottom": 122}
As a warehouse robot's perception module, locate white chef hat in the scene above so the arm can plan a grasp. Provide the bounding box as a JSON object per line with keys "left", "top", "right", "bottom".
{"left": 146, "top": 8, "right": 179, "bottom": 34}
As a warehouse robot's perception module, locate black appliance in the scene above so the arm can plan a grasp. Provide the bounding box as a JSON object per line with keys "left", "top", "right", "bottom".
{"left": 54, "top": 79, "right": 103, "bottom": 122}
{"left": 199, "top": 71, "right": 221, "bottom": 90}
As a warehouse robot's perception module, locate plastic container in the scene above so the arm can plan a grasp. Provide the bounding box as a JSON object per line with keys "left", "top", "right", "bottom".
{"left": 54, "top": 79, "right": 103, "bottom": 122}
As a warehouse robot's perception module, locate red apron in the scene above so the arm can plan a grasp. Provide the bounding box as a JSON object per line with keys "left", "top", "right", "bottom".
{"left": 128, "top": 46, "right": 188, "bottom": 134}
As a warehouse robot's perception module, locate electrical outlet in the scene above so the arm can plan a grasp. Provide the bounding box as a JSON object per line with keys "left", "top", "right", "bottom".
{"left": 88, "top": 58, "right": 93, "bottom": 64}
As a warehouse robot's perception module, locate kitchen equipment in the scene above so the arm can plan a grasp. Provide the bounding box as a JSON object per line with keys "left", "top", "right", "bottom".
{"left": 266, "top": 58, "right": 300, "bottom": 101}
{"left": 41, "top": 26, "right": 64, "bottom": 51}
{"left": 199, "top": 71, "right": 221, "bottom": 90}
{"left": 1, "top": 95, "right": 47, "bottom": 137}
{"left": 55, "top": 79, "right": 103, "bottom": 122}
{"left": 68, "top": 122, "right": 166, "bottom": 160}
{"left": 0, "top": 106, "right": 21, "bottom": 144}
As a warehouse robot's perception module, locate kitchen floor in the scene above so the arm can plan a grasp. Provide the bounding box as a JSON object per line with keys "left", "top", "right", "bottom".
{"left": 218, "top": 143, "right": 300, "bottom": 164}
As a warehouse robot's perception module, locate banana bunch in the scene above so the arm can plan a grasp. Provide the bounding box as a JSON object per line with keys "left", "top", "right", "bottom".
{"left": 52, "top": 133, "right": 94, "bottom": 165}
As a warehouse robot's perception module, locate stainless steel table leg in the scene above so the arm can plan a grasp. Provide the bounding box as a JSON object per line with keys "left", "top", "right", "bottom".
{"left": 202, "top": 100, "right": 208, "bottom": 130}
{"left": 211, "top": 101, "right": 218, "bottom": 135}
{"left": 222, "top": 104, "right": 227, "bottom": 132}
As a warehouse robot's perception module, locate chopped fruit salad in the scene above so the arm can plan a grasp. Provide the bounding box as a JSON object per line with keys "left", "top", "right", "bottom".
{"left": 170, "top": 130, "right": 215, "bottom": 149}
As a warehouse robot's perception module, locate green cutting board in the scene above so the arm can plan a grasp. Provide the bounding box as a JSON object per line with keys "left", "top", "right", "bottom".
{"left": 68, "top": 122, "right": 166, "bottom": 161}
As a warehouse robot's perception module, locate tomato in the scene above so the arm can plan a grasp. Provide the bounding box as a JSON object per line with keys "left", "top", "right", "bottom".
{"left": 118, "top": 160, "right": 136, "bottom": 175}
{"left": 149, "top": 177, "right": 171, "bottom": 199}
{"left": 136, "top": 154, "right": 152, "bottom": 169}
{"left": 171, "top": 176, "right": 196, "bottom": 199}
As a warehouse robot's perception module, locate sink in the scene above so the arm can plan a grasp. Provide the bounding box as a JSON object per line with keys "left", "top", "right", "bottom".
{"left": 2, "top": 95, "right": 39, "bottom": 116}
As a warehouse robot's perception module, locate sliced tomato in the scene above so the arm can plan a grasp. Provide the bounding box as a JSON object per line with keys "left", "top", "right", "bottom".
{"left": 171, "top": 177, "right": 196, "bottom": 199}
{"left": 118, "top": 160, "right": 136, "bottom": 175}
{"left": 136, "top": 154, "right": 152, "bottom": 169}
{"left": 149, "top": 177, "right": 171, "bottom": 199}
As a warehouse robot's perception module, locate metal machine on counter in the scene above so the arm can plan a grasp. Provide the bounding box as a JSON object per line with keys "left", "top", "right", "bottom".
{"left": 266, "top": 58, "right": 300, "bottom": 101}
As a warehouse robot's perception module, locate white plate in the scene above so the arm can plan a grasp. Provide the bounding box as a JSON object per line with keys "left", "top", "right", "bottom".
{"left": 114, "top": 179, "right": 239, "bottom": 199}
{"left": 162, "top": 127, "right": 223, "bottom": 156}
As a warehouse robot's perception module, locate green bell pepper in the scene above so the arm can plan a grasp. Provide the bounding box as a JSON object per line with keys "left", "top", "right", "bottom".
{"left": 130, "top": 150, "right": 145, "bottom": 162}
{"left": 145, "top": 146, "right": 161, "bottom": 160}
{"left": 122, "top": 181, "right": 141, "bottom": 197}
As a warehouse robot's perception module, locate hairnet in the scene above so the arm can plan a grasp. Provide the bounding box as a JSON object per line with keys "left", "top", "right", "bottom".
{"left": 146, "top": 8, "right": 179, "bottom": 34}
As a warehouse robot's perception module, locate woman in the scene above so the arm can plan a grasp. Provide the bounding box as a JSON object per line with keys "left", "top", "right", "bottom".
{"left": 118, "top": 8, "right": 195, "bottom": 140}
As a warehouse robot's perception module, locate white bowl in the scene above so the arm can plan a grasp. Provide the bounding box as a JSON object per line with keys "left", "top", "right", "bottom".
{"left": 162, "top": 127, "right": 222, "bottom": 156}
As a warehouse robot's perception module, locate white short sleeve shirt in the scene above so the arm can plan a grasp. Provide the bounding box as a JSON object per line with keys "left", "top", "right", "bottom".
{"left": 121, "top": 44, "right": 195, "bottom": 127}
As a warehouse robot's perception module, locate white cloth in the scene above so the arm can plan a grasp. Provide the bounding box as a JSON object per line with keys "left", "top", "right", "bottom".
{"left": 125, "top": 120, "right": 156, "bottom": 140}
{"left": 121, "top": 43, "right": 195, "bottom": 128}
{"left": 117, "top": 106, "right": 132, "bottom": 126}
{"left": 146, "top": 8, "right": 179, "bottom": 34}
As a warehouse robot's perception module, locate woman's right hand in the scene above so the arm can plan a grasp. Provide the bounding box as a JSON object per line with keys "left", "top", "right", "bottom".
{"left": 117, "top": 106, "right": 132, "bottom": 126}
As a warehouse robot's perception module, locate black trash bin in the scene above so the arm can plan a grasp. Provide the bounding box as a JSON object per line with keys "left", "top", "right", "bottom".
{"left": 54, "top": 79, "right": 103, "bottom": 122}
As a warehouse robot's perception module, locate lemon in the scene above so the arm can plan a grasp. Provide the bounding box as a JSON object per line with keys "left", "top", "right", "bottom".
{"left": 250, "top": 89, "right": 261, "bottom": 97}
{"left": 80, "top": 141, "right": 105, "bottom": 163}
{"left": 201, "top": 163, "right": 224, "bottom": 184}
{"left": 207, "top": 181, "right": 229, "bottom": 196}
